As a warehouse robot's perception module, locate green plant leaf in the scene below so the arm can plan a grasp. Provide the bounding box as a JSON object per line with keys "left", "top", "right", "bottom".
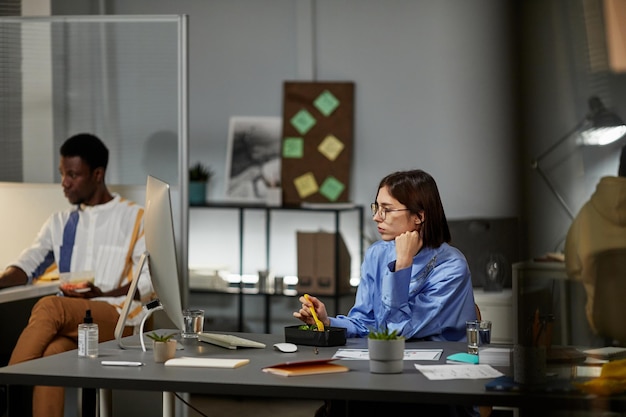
{"left": 367, "top": 326, "right": 404, "bottom": 340}
{"left": 146, "top": 331, "right": 177, "bottom": 342}
{"left": 189, "top": 162, "right": 214, "bottom": 181}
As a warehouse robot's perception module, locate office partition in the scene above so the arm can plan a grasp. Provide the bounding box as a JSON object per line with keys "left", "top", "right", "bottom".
{"left": 0, "top": 15, "right": 189, "bottom": 302}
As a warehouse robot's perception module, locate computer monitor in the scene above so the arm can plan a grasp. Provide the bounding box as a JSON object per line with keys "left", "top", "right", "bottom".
{"left": 115, "top": 175, "right": 185, "bottom": 349}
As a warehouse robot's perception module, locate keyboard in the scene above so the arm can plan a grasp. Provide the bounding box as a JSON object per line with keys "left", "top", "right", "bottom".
{"left": 198, "top": 332, "right": 266, "bottom": 350}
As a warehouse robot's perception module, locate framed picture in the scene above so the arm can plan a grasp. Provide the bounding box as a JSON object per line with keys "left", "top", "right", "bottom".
{"left": 225, "top": 116, "right": 282, "bottom": 203}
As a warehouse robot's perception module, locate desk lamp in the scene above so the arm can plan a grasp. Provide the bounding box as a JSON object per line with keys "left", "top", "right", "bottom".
{"left": 531, "top": 96, "right": 626, "bottom": 220}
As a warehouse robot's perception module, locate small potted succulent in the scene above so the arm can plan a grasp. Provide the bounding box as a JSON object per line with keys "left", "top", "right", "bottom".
{"left": 367, "top": 327, "right": 405, "bottom": 374}
{"left": 146, "top": 332, "right": 178, "bottom": 363}
{"left": 188, "top": 162, "right": 214, "bottom": 205}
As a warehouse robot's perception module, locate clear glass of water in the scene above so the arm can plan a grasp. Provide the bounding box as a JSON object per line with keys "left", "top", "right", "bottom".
{"left": 466, "top": 320, "right": 479, "bottom": 355}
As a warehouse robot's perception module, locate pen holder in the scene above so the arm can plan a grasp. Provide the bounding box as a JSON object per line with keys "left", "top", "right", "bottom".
{"left": 513, "top": 344, "right": 546, "bottom": 385}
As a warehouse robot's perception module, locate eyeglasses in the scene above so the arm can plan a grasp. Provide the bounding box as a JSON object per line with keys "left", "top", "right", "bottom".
{"left": 370, "top": 203, "right": 410, "bottom": 220}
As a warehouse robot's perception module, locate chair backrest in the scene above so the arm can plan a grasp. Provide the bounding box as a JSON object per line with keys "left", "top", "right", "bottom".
{"left": 592, "top": 248, "right": 626, "bottom": 345}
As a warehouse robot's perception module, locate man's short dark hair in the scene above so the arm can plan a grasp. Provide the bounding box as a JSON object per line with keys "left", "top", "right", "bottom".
{"left": 60, "top": 133, "right": 109, "bottom": 171}
{"left": 620, "top": 145, "right": 626, "bottom": 178}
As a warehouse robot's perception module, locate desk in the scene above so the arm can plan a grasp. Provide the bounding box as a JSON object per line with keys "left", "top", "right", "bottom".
{"left": 0, "top": 281, "right": 60, "bottom": 363}
{"left": 0, "top": 332, "right": 624, "bottom": 417}
{"left": 0, "top": 281, "right": 59, "bottom": 304}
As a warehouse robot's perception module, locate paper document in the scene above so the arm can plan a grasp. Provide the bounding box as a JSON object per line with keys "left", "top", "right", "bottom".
{"left": 414, "top": 364, "right": 503, "bottom": 380}
{"left": 333, "top": 348, "right": 442, "bottom": 361}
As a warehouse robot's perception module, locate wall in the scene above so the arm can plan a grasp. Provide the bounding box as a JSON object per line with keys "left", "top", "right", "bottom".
{"left": 68, "top": 0, "right": 521, "bottom": 281}
{"left": 99, "top": 0, "right": 519, "bottom": 221}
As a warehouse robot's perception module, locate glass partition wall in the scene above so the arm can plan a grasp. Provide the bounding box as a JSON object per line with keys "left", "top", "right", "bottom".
{"left": 0, "top": 15, "right": 189, "bottom": 301}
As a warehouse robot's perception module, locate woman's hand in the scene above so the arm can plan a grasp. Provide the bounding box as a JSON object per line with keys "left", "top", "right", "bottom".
{"left": 395, "top": 230, "right": 423, "bottom": 270}
{"left": 293, "top": 294, "right": 331, "bottom": 327}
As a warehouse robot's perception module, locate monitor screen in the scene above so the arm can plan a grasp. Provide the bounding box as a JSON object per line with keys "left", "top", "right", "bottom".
{"left": 115, "top": 175, "right": 184, "bottom": 348}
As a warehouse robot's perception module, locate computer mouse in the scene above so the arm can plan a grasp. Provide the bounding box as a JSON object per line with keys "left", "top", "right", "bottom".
{"left": 273, "top": 342, "right": 298, "bottom": 353}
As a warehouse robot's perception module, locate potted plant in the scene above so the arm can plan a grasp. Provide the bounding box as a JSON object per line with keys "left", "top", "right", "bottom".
{"left": 189, "top": 162, "right": 214, "bottom": 205}
{"left": 146, "top": 332, "right": 178, "bottom": 363}
{"left": 367, "top": 327, "right": 405, "bottom": 374}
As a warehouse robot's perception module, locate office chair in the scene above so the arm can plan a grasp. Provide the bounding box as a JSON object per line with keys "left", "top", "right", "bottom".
{"left": 592, "top": 248, "right": 626, "bottom": 346}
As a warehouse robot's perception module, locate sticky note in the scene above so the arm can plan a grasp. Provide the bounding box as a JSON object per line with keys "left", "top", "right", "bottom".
{"left": 446, "top": 352, "right": 479, "bottom": 364}
{"left": 319, "top": 176, "right": 345, "bottom": 202}
{"left": 314, "top": 90, "right": 340, "bottom": 116}
{"left": 283, "top": 137, "right": 304, "bottom": 159}
{"left": 294, "top": 172, "right": 319, "bottom": 199}
{"left": 290, "top": 109, "right": 316, "bottom": 135}
{"left": 317, "top": 135, "right": 344, "bottom": 161}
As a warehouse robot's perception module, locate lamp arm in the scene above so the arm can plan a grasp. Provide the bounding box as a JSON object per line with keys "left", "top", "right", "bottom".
{"left": 532, "top": 117, "right": 587, "bottom": 166}
{"left": 530, "top": 117, "right": 587, "bottom": 221}
{"left": 534, "top": 163, "right": 576, "bottom": 220}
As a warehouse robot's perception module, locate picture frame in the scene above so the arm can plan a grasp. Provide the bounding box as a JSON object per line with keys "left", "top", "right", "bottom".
{"left": 224, "top": 116, "right": 282, "bottom": 203}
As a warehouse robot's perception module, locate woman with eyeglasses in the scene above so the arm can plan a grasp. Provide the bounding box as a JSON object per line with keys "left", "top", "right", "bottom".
{"left": 294, "top": 169, "right": 477, "bottom": 341}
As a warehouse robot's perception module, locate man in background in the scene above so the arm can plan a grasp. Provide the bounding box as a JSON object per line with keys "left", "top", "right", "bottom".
{"left": 0, "top": 133, "right": 153, "bottom": 417}
{"left": 564, "top": 145, "right": 626, "bottom": 338}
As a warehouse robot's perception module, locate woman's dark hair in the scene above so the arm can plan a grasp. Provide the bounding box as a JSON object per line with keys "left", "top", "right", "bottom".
{"left": 60, "top": 133, "right": 109, "bottom": 172}
{"left": 377, "top": 169, "right": 451, "bottom": 248}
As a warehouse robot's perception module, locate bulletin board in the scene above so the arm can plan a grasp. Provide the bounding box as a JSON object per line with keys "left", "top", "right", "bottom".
{"left": 280, "top": 81, "right": 354, "bottom": 206}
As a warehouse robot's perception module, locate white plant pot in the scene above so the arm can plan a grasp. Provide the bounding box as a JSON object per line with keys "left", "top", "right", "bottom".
{"left": 153, "top": 340, "right": 177, "bottom": 363}
{"left": 368, "top": 338, "right": 405, "bottom": 374}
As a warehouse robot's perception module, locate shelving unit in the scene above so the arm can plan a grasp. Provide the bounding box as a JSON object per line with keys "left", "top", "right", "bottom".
{"left": 188, "top": 203, "right": 364, "bottom": 333}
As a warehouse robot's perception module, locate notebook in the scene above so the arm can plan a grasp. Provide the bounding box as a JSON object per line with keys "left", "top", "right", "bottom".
{"left": 262, "top": 359, "right": 349, "bottom": 377}
{"left": 165, "top": 357, "right": 250, "bottom": 368}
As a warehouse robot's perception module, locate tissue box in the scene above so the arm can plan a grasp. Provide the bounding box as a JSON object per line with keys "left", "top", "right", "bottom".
{"left": 284, "top": 326, "right": 347, "bottom": 347}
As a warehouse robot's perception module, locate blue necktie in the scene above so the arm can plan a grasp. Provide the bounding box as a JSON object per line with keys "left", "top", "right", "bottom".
{"left": 59, "top": 210, "right": 79, "bottom": 273}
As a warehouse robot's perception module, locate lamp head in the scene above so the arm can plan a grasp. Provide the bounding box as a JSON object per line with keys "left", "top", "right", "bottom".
{"left": 579, "top": 96, "right": 626, "bottom": 146}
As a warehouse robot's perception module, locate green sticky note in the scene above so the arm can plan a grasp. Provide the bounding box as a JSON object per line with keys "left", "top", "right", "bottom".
{"left": 319, "top": 176, "right": 345, "bottom": 202}
{"left": 314, "top": 90, "right": 340, "bottom": 117}
{"left": 290, "top": 109, "right": 316, "bottom": 135}
{"left": 282, "top": 137, "right": 304, "bottom": 159}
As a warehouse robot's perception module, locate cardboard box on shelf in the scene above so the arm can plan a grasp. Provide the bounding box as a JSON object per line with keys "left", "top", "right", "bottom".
{"left": 296, "top": 231, "right": 351, "bottom": 295}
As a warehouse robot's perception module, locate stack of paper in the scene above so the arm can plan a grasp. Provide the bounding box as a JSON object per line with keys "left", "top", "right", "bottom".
{"left": 478, "top": 347, "right": 511, "bottom": 367}
{"left": 583, "top": 347, "right": 626, "bottom": 360}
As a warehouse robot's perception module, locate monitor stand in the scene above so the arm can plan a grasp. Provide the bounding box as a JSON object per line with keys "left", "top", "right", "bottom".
{"left": 114, "top": 251, "right": 152, "bottom": 350}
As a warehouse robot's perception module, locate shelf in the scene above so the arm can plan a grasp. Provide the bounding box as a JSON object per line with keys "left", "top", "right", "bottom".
{"left": 188, "top": 204, "right": 364, "bottom": 333}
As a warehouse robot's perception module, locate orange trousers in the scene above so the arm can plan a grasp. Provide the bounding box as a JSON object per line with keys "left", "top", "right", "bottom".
{"left": 8, "top": 295, "right": 131, "bottom": 417}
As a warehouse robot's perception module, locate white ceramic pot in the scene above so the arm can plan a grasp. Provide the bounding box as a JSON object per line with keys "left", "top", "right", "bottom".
{"left": 368, "top": 338, "right": 405, "bottom": 374}
{"left": 153, "top": 340, "right": 177, "bottom": 363}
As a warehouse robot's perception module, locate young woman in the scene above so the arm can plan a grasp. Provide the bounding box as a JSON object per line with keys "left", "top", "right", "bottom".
{"left": 294, "top": 169, "right": 477, "bottom": 340}
{"left": 295, "top": 169, "right": 480, "bottom": 417}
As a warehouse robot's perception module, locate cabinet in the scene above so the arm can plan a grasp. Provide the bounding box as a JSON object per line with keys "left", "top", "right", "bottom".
{"left": 512, "top": 261, "right": 592, "bottom": 346}
{"left": 188, "top": 203, "right": 364, "bottom": 334}
{"left": 473, "top": 288, "right": 513, "bottom": 344}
